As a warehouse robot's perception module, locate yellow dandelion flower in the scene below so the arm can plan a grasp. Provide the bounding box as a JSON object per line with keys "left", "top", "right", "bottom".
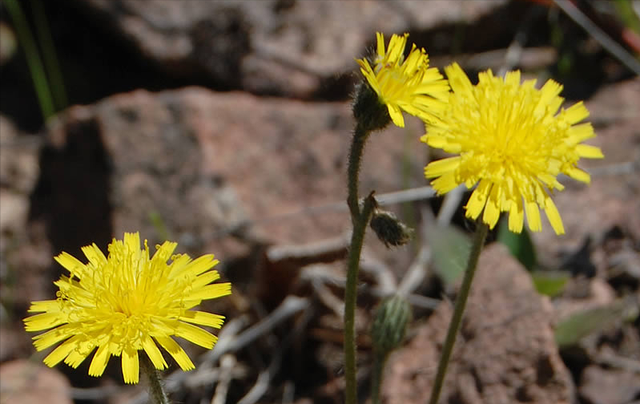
{"left": 423, "top": 63, "right": 604, "bottom": 235}
{"left": 357, "top": 32, "right": 449, "bottom": 127}
{"left": 24, "top": 232, "right": 231, "bottom": 384}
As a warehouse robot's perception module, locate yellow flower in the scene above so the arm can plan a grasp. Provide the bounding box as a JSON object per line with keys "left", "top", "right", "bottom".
{"left": 357, "top": 32, "right": 449, "bottom": 127}
{"left": 24, "top": 232, "right": 231, "bottom": 384}
{"left": 423, "top": 63, "right": 603, "bottom": 235}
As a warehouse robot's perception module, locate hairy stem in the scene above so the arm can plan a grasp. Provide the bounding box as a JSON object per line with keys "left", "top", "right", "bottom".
{"left": 344, "top": 122, "right": 374, "bottom": 404}
{"left": 141, "top": 354, "right": 170, "bottom": 404}
{"left": 344, "top": 194, "right": 376, "bottom": 404}
{"left": 427, "top": 222, "right": 488, "bottom": 404}
{"left": 370, "top": 351, "right": 389, "bottom": 404}
{"left": 347, "top": 124, "right": 370, "bottom": 226}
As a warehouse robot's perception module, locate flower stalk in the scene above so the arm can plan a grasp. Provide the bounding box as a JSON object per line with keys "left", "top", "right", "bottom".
{"left": 344, "top": 187, "right": 376, "bottom": 404}
{"left": 141, "top": 354, "right": 170, "bottom": 404}
{"left": 347, "top": 123, "right": 370, "bottom": 224}
{"left": 427, "top": 222, "right": 488, "bottom": 404}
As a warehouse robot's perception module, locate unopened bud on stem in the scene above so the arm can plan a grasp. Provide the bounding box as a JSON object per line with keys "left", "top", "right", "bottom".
{"left": 370, "top": 210, "right": 413, "bottom": 248}
{"left": 370, "top": 294, "right": 412, "bottom": 355}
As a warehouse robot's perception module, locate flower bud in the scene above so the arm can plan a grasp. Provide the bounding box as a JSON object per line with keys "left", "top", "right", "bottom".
{"left": 370, "top": 294, "right": 412, "bottom": 354}
{"left": 370, "top": 210, "right": 413, "bottom": 248}
{"left": 352, "top": 81, "right": 392, "bottom": 132}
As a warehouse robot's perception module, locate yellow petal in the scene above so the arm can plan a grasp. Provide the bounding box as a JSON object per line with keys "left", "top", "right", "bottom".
{"left": 563, "top": 101, "right": 589, "bottom": 124}
{"left": 387, "top": 104, "right": 405, "bottom": 127}
{"left": 565, "top": 167, "right": 591, "bottom": 183}
{"left": 180, "top": 311, "right": 225, "bottom": 328}
{"left": 482, "top": 185, "right": 501, "bottom": 229}
{"left": 503, "top": 70, "right": 521, "bottom": 87}
{"left": 376, "top": 32, "right": 385, "bottom": 58}
{"left": 54, "top": 252, "right": 87, "bottom": 276}
{"left": 88, "top": 344, "right": 111, "bottom": 377}
{"left": 175, "top": 322, "right": 217, "bottom": 349}
{"left": 81, "top": 244, "right": 108, "bottom": 269}
{"left": 544, "top": 197, "right": 565, "bottom": 235}
{"left": 535, "top": 79, "right": 563, "bottom": 115}
{"left": 188, "top": 283, "right": 232, "bottom": 301}
{"left": 43, "top": 338, "right": 78, "bottom": 367}
{"left": 122, "top": 348, "right": 139, "bottom": 384}
{"left": 143, "top": 337, "right": 168, "bottom": 370}
{"left": 33, "top": 327, "right": 73, "bottom": 351}
{"left": 181, "top": 255, "right": 218, "bottom": 277}
{"left": 445, "top": 63, "right": 474, "bottom": 98}
{"left": 508, "top": 198, "right": 525, "bottom": 233}
{"left": 357, "top": 61, "right": 381, "bottom": 95}
{"left": 431, "top": 173, "right": 459, "bottom": 194}
{"left": 27, "top": 300, "right": 60, "bottom": 313}
{"left": 65, "top": 340, "right": 95, "bottom": 368}
{"left": 567, "top": 123, "right": 595, "bottom": 143}
{"left": 24, "top": 312, "right": 66, "bottom": 332}
{"left": 156, "top": 336, "right": 195, "bottom": 371}
{"left": 465, "top": 180, "right": 491, "bottom": 220}
{"left": 525, "top": 201, "right": 542, "bottom": 232}
{"left": 424, "top": 157, "right": 461, "bottom": 178}
{"left": 576, "top": 144, "right": 604, "bottom": 159}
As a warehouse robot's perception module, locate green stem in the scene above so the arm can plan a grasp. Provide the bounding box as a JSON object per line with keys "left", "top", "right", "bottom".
{"left": 371, "top": 351, "right": 389, "bottom": 404}
{"left": 344, "top": 193, "right": 376, "bottom": 404}
{"left": 141, "top": 354, "right": 170, "bottom": 404}
{"left": 5, "top": 0, "right": 55, "bottom": 120}
{"left": 33, "top": 0, "right": 68, "bottom": 110}
{"left": 347, "top": 124, "right": 370, "bottom": 226}
{"left": 427, "top": 222, "right": 488, "bottom": 404}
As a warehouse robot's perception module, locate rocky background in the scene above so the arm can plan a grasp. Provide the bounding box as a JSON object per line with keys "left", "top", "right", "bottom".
{"left": 1, "top": 1, "right": 639, "bottom": 404}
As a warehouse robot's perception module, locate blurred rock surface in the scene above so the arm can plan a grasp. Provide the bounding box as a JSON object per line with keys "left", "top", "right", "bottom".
{"left": 69, "top": 0, "right": 507, "bottom": 97}
{"left": 32, "top": 86, "right": 428, "bottom": 270}
{"left": 0, "top": 359, "right": 72, "bottom": 404}
{"left": 579, "top": 365, "right": 640, "bottom": 404}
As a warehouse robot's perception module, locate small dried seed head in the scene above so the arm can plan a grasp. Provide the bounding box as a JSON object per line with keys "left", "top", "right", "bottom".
{"left": 370, "top": 210, "right": 413, "bottom": 248}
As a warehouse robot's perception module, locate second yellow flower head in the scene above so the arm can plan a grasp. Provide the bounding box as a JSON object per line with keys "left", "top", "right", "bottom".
{"left": 423, "top": 63, "right": 604, "bottom": 235}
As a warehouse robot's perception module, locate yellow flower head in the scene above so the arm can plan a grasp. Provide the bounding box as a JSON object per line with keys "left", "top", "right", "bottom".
{"left": 24, "top": 232, "right": 231, "bottom": 384}
{"left": 357, "top": 32, "right": 449, "bottom": 127}
{"left": 423, "top": 63, "right": 604, "bottom": 235}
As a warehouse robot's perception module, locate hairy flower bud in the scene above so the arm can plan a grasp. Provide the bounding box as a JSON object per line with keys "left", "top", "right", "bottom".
{"left": 370, "top": 210, "right": 413, "bottom": 248}
{"left": 352, "top": 81, "right": 392, "bottom": 132}
{"left": 370, "top": 294, "right": 412, "bottom": 354}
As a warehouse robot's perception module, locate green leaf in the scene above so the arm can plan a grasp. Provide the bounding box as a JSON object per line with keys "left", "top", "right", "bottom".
{"left": 554, "top": 302, "right": 626, "bottom": 349}
{"left": 427, "top": 225, "right": 471, "bottom": 288}
{"left": 497, "top": 219, "right": 537, "bottom": 271}
{"left": 530, "top": 271, "right": 569, "bottom": 297}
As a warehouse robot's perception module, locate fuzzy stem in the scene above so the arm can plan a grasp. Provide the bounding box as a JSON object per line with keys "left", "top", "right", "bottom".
{"left": 344, "top": 122, "right": 375, "bottom": 404}
{"left": 347, "top": 124, "right": 370, "bottom": 226}
{"left": 344, "top": 194, "right": 376, "bottom": 404}
{"left": 141, "top": 355, "right": 170, "bottom": 404}
{"left": 427, "top": 222, "right": 489, "bottom": 404}
{"left": 370, "top": 351, "right": 389, "bottom": 404}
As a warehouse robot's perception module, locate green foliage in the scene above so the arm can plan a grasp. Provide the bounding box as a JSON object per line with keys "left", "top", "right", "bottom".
{"left": 427, "top": 224, "right": 471, "bottom": 288}
{"left": 614, "top": 0, "right": 640, "bottom": 34}
{"left": 530, "top": 271, "right": 569, "bottom": 297}
{"left": 555, "top": 302, "right": 626, "bottom": 348}
{"left": 497, "top": 219, "right": 537, "bottom": 271}
{"left": 5, "top": 0, "right": 67, "bottom": 121}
